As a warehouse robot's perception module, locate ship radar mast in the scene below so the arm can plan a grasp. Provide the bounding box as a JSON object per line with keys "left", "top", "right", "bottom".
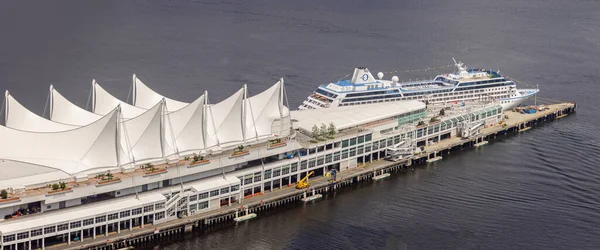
{"left": 452, "top": 58, "right": 470, "bottom": 79}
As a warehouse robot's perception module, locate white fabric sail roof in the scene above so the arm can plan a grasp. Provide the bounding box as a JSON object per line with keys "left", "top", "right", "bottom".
{"left": 165, "top": 94, "right": 206, "bottom": 155}
{"left": 92, "top": 80, "right": 147, "bottom": 119}
{"left": 0, "top": 108, "right": 122, "bottom": 175}
{"left": 205, "top": 88, "right": 245, "bottom": 148}
{"left": 121, "top": 100, "right": 169, "bottom": 163}
{"left": 49, "top": 85, "right": 103, "bottom": 126}
{"left": 0, "top": 80, "right": 290, "bottom": 186}
{"left": 132, "top": 74, "right": 189, "bottom": 111}
{"left": 244, "top": 79, "right": 286, "bottom": 140}
{"left": 4, "top": 91, "right": 78, "bottom": 132}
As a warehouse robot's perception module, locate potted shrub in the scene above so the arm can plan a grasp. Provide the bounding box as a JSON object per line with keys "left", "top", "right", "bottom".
{"left": 0, "top": 189, "right": 7, "bottom": 199}
{"left": 51, "top": 183, "right": 59, "bottom": 191}
{"left": 59, "top": 182, "right": 67, "bottom": 190}
{"left": 231, "top": 145, "right": 249, "bottom": 157}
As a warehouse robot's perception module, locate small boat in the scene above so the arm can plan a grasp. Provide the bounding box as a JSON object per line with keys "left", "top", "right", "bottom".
{"left": 474, "top": 141, "right": 489, "bottom": 147}
{"left": 234, "top": 213, "right": 257, "bottom": 222}
{"left": 301, "top": 194, "right": 323, "bottom": 202}
{"left": 426, "top": 156, "right": 443, "bottom": 163}
{"left": 518, "top": 127, "right": 531, "bottom": 132}
{"left": 373, "top": 173, "right": 391, "bottom": 180}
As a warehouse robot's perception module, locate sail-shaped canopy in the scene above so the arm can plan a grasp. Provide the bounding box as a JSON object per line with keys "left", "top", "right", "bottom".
{"left": 205, "top": 88, "right": 245, "bottom": 148}
{"left": 92, "top": 80, "right": 147, "bottom": 119}
{"left": 4, "top": 91, "right": 78, "bottom": 132}
{"left": 0, "top": 108, "right": 122, "bottom": 175}
{"left": 244, "top": 79, "right": 286, "bottom": 140}
{"left": 132, "top": 74, "right": 188, "bottom": 111}
{"left": 121, "top": 100, "right": 169, "bottom": 164}
{"left": 164, "top": 94, "right": 206, "bottom": 155}
{"left": 49, "top": 85, "right": 103, "bottom": 126}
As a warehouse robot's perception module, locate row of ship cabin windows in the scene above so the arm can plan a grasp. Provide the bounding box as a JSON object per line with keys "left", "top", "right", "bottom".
{"left": 351, "top": 81, "right": 513, "bottom": 100}
{"left": 2, "top": 203, "right": 166, "bottom": 243}
{"left": 343, "top": 86, "right": 511, "bottom": 102}
{"left": 339, "top": 89, "right": 510, "bottom": 107}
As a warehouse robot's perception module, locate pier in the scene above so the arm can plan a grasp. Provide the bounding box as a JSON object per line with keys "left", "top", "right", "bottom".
{"left": 50, "top": 102, "right": 576, "bottom": 250}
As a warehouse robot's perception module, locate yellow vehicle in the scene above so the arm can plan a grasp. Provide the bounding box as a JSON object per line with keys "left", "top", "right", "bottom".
{"left": 296, "top": 171, "right": 315, "bottom": 189}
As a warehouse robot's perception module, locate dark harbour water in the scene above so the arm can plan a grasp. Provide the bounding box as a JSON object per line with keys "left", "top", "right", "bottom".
{"left": 1, "top": 0, "right": 600, "bottom": 249}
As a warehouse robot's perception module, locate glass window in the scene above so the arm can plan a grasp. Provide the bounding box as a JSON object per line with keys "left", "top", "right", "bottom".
{"left": 358, "top": 135, "right": 364, "bottom": 144}
{"left": 189, "top": 203, "right": 197, "bottom": 211}
{"left": 17, "top": 232, "right": 29, "bottom": 240}
{"left": 308, "top": 160, "right": 316, "bottom": 168}
{"left": 264, "top": 169, "right": 272, "bottom": 179}
{"left": 300, "top": 161, "right": 307, "bottom": 170}
{"left": 31, "top": 229, "right": 42, "bottom": 237}
{"left": 83, "top": 218, "right": 94, "bottom": 226}
{"left": 273, "top": 168, "right": 281, "bottom": 177}
{"left": 333, "top": 152, "right": 341, "bottom": 161}
{"left": 144, "top": 205, "right": 154, "bottom": 213}
{"left": 244, "top": 176, "right": 253, "bottom": 185}
{"left": 120, "top": 210, "right": 131, "bottom": 218}
{"left": 57, "top": 223, "right": 69, "bottom": 231}
{"left": 365, "top": 145, "right": 372, "bottom": 152}
{"left": 198, "top": 201, "right": 209, "bottom": 209}
{"left": 70, "top": 221, "right": 81, "bottom": 229}
{"left": 108, "top": 213, "right": 119, "bottom": 221}
{"left": 342, "top": 149, "right": 349, "bottom": 159}
{"left": 231, "top": 185, "right": 240, "bottom": 192}
{"left": 325, "top": 154, "right": 333, "bottom": 163}
{"left": 342, "top": 140, "right": 349, "bottom": 148}
{"left": 155, "top": 203, "right": 165, "bottom": 210}
{"left": 254, "top": 175, "right": 261, "bottom": 182}
{"left": 221, "top": 187, "right": 230, "bottom": 194}
{"left": 365, "top": 134, "right": 372, "bottom": 142}
{"left": 3, "top": 235, "right": 15, "bottom": 242}
{"left": 189, "top": 195, "right": 198, "bottom": 202}
{"left": 155, "top": 211, "right": 165, "bottom": 221}
{"left": 349, "top": 148, "right": 356, "bottom": 157}
{"left": 316, "top": 157, "right": 324, "bottom": 165}
{"left": 349, "top": 138, "right": 357, "bottom": 146}
{"left": 291, "top": 164, "right": 298, "bottom": 173}
{"left": 210, "top": 190, "right": 220, "bottom": 197}
{"left": 357, "top": 145, "right": 364, "bottom": 155}
{"left": 282, "top": 166, "right": 290, "bottom": 175}
{"left": 132, "top": 208, "right": 143, "bottom": 215}
{"left": 95, "top": 216, "right": 106, "bottom": 223}
{"left": 199, "top": 192, "right": 209, "bottom": 200}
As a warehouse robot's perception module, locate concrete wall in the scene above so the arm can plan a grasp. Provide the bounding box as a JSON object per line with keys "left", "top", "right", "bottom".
{"left": 209, "top": 198, "right": 220, "bottom": 210}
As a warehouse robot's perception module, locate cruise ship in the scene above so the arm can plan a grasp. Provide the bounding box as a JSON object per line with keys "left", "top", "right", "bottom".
{"left": 299, "top": 59, "right": 539, "bottom": 111}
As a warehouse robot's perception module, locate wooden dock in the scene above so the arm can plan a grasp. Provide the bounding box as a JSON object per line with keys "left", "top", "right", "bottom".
{"left": 62, "top": 102, "right": 576, "bottom": 250}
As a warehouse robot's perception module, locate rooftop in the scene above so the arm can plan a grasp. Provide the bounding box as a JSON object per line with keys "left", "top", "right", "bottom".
{"left": 0, "top": 192, "right": 166, "bottom": 234}
{"left": 290, "top": 100, "right": 425, "bottom": 132}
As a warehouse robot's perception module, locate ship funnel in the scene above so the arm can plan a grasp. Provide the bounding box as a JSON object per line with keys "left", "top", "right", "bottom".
{"left": 350, "top": 67, "right": 376, "bottom": 84}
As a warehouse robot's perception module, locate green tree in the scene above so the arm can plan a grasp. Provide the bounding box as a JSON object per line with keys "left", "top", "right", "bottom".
{"left": 417, "top": 120, "right": 425, "bottom": 126}
{"left": 0, "top": 189, "right": 7, "bottom": 199}
{"left": 311, "top": 124, "right": 320, "bottom": 139}
{"left": 51, "top": 183, "right": 59, "bottom": 191}
{"left": 320, "top": 123, "right": 328, "bottom": 138}
{"left": 59, "top": 182, "right": 67, "bottom": 190}
{"left": 328, "top": 122, "right": 336, "bottom": 137}
{"left": 439, "top": 109, "right": 445, "bottom": 116}
{"left": 430, "top": 117, "right": 438, "bottom": 123}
